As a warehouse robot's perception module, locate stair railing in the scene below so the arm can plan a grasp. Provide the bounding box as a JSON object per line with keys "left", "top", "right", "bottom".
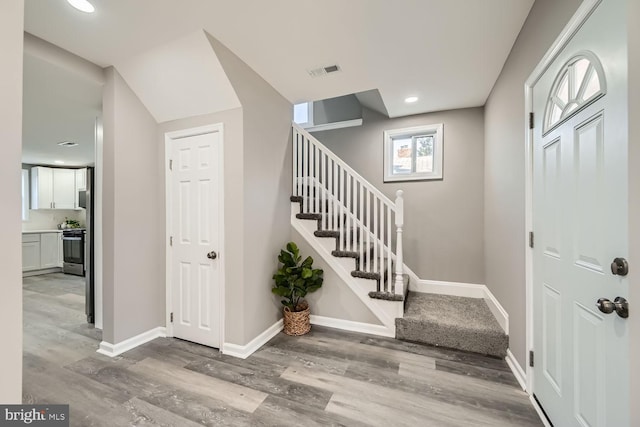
{"left": 292, "top": 123, "right": 404, "bottom": 296}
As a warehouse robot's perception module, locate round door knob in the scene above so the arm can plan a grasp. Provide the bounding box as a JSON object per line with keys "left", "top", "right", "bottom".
{"left": 596, "top": 298, "right": 615, "bottom": 314}
{"left": 613, "top": 296, "right": 629, "bottom": 318}
{"left": 207, "top": 251, "right": 217, "bottom": 260}
{"left": 611, "top": 257, "right": 629, "bottom": 276}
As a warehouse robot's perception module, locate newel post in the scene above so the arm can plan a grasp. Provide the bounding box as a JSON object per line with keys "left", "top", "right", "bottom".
{"left": 394, "top": 190, "right": 404, "bottom": 295}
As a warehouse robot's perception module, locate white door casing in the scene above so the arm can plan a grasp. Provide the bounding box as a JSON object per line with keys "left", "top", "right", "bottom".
{"left": 530, "top": 1, "right": 628, "bottom": 426}
{"left": 166, "top": 124, "right": 225, "bottom": 349}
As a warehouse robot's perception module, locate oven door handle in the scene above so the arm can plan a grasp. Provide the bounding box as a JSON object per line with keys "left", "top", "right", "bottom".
{"left": 62, "top": 237, "right": 83, "bottom": 241}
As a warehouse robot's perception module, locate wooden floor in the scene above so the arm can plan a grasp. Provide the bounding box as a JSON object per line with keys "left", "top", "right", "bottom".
{"left": 23, "top": 273, "right": 541, "bottom": 426}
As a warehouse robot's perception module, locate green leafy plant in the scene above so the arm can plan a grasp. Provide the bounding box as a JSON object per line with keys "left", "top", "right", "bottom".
{"left": 272, "top": 242, "right": 323, "bottom": 312}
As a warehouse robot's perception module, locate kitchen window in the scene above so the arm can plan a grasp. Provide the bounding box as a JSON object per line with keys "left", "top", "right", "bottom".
{"left": 383, "top": 123, "right": 443, "bottom": 182}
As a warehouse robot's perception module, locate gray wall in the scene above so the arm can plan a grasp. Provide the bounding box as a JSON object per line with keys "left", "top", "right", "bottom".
{"left": 313, "top": 94, "right": 362, "bottom": 126}
{"left": 158, "top": 108, "right": 245, "bottom": 345}
{"left": 207, "top": 34, "right": 293, "bottom": 346}
{"left": 102, "top": 67, "right": 164, "bottom": 344}
{"left": 483, "top": 0, "right": 582, "bottom": 367}
{"left": 313, "top": 107, "right": 485, "bottom": 284}
{"left": 0, "top": 0, "right": 24, "bottom": 404}
{"left": 628, "top": 0, "right": 640, "bottom": 420}
{"left": 293, "top": 229, "right": 381, "bottom": 325}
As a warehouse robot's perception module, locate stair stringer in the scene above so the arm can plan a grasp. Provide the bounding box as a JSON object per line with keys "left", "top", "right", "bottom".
{"left": 291, "top": 204, "right": 402, "bottom": 337}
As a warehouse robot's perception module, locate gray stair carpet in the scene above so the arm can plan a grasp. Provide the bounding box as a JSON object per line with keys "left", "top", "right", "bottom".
{"left": 291, "top": 195, "right": 402, "bottom": 301}
{"left": 396, "top": 292, "right": 508, "bottom": 358}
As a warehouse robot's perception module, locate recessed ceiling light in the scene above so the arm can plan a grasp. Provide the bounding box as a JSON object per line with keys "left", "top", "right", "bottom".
{"left": 67, "top": 0, "right": 95, "bottom": 13}
{"left": 405, "top": 96, "right": 419, "bottom": 104}
{"left": 58, "top": 141, "right": 79, "bottom": 147}
{"left": 54, "top": 160, "right": 65, "bottom": 165}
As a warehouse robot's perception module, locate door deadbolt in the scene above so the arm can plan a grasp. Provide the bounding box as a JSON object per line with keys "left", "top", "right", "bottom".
{"left": 207, "top": 251, "right": 217, "bottom": 260}
{"left": 596, "top": 297, "right": 629, "bottom": 318}
{"left": 611, "top": 257, "right": 629, "bottom": 276}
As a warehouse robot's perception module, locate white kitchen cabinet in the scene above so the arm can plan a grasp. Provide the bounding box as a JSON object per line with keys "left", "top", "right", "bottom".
{"left": 31, "top": 167, "right": 77, "bottom": 209}
{"left": 40, "top": 233, "right": 60, "bottom": 269}
{"left": 22, "top": 232, "right": 64, "bottom": 273}
{"left": 74, "top": 168, "right": 87, "bottom": 209}
{"left": 22, "top": 234, "right": 41, "bottom": 271}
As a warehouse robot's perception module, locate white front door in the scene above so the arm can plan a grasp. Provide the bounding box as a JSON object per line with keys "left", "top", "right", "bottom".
{"left": 168, "top": 125, "right": 223, "bottom": 348}
{"left": 532, "top": 1, "right": 628, "bottom": 426}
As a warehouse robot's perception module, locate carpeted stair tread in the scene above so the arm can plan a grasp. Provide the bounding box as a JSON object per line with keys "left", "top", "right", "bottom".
{"left": 296, "top": 212, "right": 323, "bottom": 220}
{"left": 396, "top": 292, "right": 508, "bottom": 358}
{"left": 351, "top": 270, "right": 382, "bottom": 280}
{"left": 368, "top": 291, "right": 404, "bottom": 301}
{"left": 332, "top": 243, "right": 374, "bottom": 259}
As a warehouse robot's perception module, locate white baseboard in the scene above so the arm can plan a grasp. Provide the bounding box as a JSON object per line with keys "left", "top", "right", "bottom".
{"left": 409, "top": 278, "right": 509, "bottom": 335}
{"left": 223, "top": 319, "right": 283, "bottom": 359}
{"left": 410, "top": 278, "right": 486, "bottom": 298}
{"left": 506, "top": 349, "right": 527, "bottom": 391}
{"left": 483, "top": 286, "right": 509, "bottom": 335}
{"left": 22, "top": 267, "right": 63, "bottom": 277}
{"left": 310, "top": 315, "right": 395, "bottom": 337}
{"left": 97, "top": 326, "right": 166, "bottom": 358}
{"left": 530, "top": 395, "right": 552, "bottom": 427}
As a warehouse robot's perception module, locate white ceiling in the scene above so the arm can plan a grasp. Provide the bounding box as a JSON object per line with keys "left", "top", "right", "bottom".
{"left": 24, "top": 0, "right": 534, "bottom": 118}
{"left": 115, "top": 30, "right": 240, "bottom": 123}
{"left": 22, "top": 53, "right": 101, "bottom": 166}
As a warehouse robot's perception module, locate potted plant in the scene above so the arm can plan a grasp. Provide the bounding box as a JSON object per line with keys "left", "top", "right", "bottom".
{"left": 272, "top": 242, "right": 323, "bottom": 336}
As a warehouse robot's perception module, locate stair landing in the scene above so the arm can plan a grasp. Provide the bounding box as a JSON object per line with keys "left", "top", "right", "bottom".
{"left": 395, "top": 292, "right": 508, "bottom": 358}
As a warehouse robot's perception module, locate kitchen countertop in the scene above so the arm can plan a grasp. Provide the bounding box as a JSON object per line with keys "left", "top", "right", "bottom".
{"left": 22, "top": 230, "right": 63, "bottom": 234}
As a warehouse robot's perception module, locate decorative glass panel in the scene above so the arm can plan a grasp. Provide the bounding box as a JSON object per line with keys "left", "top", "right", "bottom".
{"left": 543, "top": 52, "right": 606, "bottom": 134}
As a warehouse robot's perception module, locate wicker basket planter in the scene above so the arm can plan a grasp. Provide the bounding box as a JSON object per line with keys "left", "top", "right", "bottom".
{"left": 283, "top": 301, "right": 311, "bottom": 336}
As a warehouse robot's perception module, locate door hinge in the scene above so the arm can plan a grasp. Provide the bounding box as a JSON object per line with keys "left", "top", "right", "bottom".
{"left": 529, "top": 112, "right": 534, "bottom": 129}
{"left": 169, "top": 159, "right": 173, "bottom": 171}
{"left": 170, "top": 312, "right": 174, "bottom": 323}
{"left": 529, "top": 231, "right": 534, "bottom": 249}
{"left": 529, "top": 350, "right": 535, "bottom": 367}
{"left": 170, "top": 236, "right": 173, "bottom": 246}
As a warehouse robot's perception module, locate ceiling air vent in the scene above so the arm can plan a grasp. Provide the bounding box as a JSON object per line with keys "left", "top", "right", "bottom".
{"left": 308, "top": 64, "right": 341, "bottom": 78}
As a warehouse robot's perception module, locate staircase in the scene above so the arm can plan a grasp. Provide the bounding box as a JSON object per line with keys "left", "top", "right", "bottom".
{"left": 290, "top": 123, "right": 508, "bottom": 357}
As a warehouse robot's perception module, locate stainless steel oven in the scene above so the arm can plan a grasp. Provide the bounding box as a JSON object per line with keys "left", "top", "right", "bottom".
{"left": 62, "top": 229, "right": 85, "bottom": 276}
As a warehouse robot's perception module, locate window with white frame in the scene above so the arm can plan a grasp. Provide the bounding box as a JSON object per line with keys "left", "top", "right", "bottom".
{"left": 383, "top": 123, "right": 443, "bottom": 182}
{"left": 293, "top": 102, "right": 314, "bottom": 128}
{"left": 21, "top": 169, "right": 29, "bottom": 221}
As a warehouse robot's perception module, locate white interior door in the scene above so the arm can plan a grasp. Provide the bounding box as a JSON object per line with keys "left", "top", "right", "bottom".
{"left": 532, "top": 1, "right": 628, "bottom": 426}
{"left": 168, "top": 126, "right": 223, "bottom": 348}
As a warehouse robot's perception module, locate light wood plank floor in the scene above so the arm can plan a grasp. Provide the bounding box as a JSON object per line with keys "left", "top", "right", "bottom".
{"left": 23, "top": 273, "right": 541, "bottom": 426}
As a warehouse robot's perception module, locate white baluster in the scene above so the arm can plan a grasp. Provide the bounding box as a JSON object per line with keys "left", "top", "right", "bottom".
{"left": 293, "top": 130, "right": 297, "bottom": 195}
{"left": 394, "top": 190, "right": 404, "bottom": 296}
{"left": 314, "top": 143, "right": 319, "bottom": 213}
{"left": 339, "top": 168, "right": 345, "bottom": 251}
{"left": 333, "top": 162, "right": 342, "bottom": 230}
{"left": 303, "top": 136, "right": 309, "bottom": 213}
{"left": 297, "top": 132, "right": 302, "bottom": 197}
{"left": 359, "top": 182, "right": 364, "bottom": 268}
{"left": 366, "top": 190, "right": 371, "bottom": 272}
{"left": 321, "top": 152, "right": 326, "bottom": 230}
{"left": 387, "top": 204, "right": 392, "bottom": 293}
{"left": 327, "top": 157, "right": 332, "bottom": 230}
{"left": 346, "top": 174, "right": 352, "bottom": 252}
{"left": 373, "top": 196, "right": 378, "bottom": 275}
